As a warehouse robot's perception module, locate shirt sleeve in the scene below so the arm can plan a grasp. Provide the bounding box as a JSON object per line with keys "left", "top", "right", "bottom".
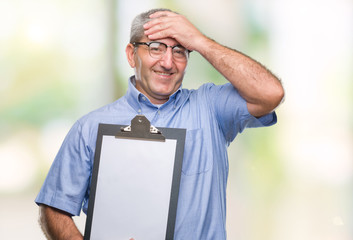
{"left": 205, "top": 83, "right": 277, "bottom": 143}
{"left": 35, "top": 120, "right": 92, "bottom": 216}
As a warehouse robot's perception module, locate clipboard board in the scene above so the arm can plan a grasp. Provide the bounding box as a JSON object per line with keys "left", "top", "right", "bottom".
{"left": 84, "top": 115, "right": 186, "bottom": 240}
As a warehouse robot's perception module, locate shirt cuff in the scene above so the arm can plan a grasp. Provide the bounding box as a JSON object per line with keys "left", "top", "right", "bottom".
{"left": 257, "top": 111, "right": 277, "bottom": 126}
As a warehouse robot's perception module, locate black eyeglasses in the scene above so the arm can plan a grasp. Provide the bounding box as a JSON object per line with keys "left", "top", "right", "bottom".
{"left": 133, "top": 41, "right": 191, "bottom": 62}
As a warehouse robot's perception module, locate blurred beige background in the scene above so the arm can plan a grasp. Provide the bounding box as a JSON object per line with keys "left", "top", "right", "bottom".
{"left": 1, "top": 0, "right": 352, "bottom": 239}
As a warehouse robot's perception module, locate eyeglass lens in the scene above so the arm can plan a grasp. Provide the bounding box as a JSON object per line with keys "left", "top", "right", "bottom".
{"left": 148, "top": 42, "right": 188, "bottom": 61}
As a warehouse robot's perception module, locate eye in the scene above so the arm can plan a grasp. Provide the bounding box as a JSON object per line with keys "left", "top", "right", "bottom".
{"left": 149, "top": 43, "right": 165, "bottom": 53}
{"left": 173, "top": 46, "right": 187, "bottom": 57}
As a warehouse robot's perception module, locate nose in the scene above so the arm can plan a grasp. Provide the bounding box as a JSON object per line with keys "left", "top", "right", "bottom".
{"left": 159, "top": 48, "right": 173, "bottom": 69}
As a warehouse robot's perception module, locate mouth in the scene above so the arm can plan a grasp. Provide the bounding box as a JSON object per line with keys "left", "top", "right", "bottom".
{"left": 153, "top": 70, "right": 174, "bottom": 76}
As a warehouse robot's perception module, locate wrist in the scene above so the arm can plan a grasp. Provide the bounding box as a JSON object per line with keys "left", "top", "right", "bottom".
{"left": 195, "top": 36, "right": 218, "bottom": 56}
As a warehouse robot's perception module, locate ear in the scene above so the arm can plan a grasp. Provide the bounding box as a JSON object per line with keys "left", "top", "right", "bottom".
{"left": 126, "top": 43, "right": 136, "bottom": 68}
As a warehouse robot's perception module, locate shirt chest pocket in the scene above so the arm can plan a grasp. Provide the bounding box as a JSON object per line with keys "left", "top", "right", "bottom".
{"left": 182, "top": 129, "right": 212, "bottom": 176}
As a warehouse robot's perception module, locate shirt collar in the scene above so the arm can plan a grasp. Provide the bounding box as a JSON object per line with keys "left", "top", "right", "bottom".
{"left": 125, "top": 75, "right": 183, "bottom": 111}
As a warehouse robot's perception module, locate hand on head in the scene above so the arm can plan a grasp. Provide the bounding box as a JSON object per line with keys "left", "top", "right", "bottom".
{"left": 143, "top": 11, "right": 205, "bottom": 51}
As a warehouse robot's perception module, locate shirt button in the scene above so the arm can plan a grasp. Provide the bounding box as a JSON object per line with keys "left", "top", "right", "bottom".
{"left": 142, "top": 97, "right": 146, "bottom": 101}
{"left": 138, "top": 109, "right": 141, "bottom": 113}
{"left": 158, "top": 110, "right": 161, "bottom": 115}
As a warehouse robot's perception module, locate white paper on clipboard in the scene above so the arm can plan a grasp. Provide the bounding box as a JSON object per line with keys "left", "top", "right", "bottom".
{"left": 89, "top": 136, "right": 177, "bottom": 240}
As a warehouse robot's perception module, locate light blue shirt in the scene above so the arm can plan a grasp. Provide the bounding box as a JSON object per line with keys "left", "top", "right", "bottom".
{"left": 36, "top": 76, "right": 276, "bottom": 239}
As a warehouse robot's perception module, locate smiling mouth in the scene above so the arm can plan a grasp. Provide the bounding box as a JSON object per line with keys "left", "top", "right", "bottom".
{"left": 153, "top": 70, "right": 174, "bottom": 76}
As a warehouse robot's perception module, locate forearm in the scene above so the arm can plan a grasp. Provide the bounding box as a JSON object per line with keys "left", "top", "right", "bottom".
{"left": 144, "top": 11, "right": 284, "bottom": 116}
{"left": 39, "top": 205, "right": 83, "bottom": 240}
{"left": 196, "top": 37, "right": 284, "bottom": 116}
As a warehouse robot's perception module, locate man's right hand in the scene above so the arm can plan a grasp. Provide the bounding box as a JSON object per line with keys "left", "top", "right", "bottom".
{"left": 143, "top": 10, "right": 207, "bottom": 52}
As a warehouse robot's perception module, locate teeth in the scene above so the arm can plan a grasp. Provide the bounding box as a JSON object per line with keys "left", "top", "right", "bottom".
{"left": 154, "top": 71, "right": 172, "bottom": 76}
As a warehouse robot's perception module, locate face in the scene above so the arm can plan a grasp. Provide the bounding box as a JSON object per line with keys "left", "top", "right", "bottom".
{"left": 126, "top": 37, "right": 188, "bottom": 104}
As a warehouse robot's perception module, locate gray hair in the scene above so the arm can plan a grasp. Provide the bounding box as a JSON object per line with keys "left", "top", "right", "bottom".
{"left": 129, "top": 8, "right": 177, "bottom": 43}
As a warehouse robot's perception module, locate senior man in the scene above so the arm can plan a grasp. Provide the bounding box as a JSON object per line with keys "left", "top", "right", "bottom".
{"left": 36, "top": 8, "right": 284, "bottom": 240}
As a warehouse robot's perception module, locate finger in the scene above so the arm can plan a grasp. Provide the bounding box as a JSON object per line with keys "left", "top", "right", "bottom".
{"left": 143, "top": 15, "right": 171, "bottom": 30}
{"left": 149, "top": 10, "right": 177, "bottom": 19}
{"left": 144, "top": 17, "right": 177, "bottom": 38}
{"left": 145, "top": 29, "right": 169, "bottom": 41}
{"left": 144, "top": 19, "right": 166, "bottom": 33}
{"left": 144, "top": 11, "right": 181, "bottom": 30}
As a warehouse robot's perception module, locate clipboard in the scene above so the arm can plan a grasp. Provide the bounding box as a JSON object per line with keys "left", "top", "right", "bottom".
{"left": 84, "top": 115, "right": 186, "bottom": 240}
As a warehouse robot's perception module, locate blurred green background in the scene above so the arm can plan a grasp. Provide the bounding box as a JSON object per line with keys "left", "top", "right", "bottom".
{"left": 1, "top": 0, "right": 352, "bottom": 239}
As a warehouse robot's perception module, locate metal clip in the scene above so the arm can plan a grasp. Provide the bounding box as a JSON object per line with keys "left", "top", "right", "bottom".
{"left": 121, "top": 125, "right": 131, "bottom": 132}
{"left": 117, "top": 115, "right": 165, "bottom": 141}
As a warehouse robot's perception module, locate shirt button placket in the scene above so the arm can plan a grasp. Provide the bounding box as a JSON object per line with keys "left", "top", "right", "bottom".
{"left": 152, "top": 109, "right": 161, "bottom": 124}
